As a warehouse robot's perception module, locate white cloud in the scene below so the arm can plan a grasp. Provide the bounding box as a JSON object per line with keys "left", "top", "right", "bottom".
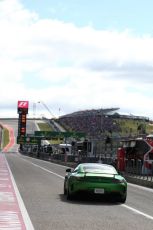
{"left": 0, "top": 0, "right": 153, "bottom": 119}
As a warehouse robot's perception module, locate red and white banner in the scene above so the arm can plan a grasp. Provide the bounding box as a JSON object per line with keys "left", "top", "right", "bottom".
{"left": 17, "top": 101, "right": 29, "bottom": 109}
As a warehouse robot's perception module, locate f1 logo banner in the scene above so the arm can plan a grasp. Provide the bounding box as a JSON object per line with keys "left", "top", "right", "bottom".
{"left": 18, "top": 101, "right": 29, "bottom": 109}
{"left": 17, "top": 101, "right": 29, "bottom": 114}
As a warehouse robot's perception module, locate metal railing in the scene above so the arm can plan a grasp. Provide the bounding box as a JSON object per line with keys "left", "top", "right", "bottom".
{"left": 123, "top": 159, "right": 153, "bottom": 183}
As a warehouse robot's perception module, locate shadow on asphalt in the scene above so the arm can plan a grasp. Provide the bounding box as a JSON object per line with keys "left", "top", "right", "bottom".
{"left": 59, "top": 194, "right": 121, "bottom": 206}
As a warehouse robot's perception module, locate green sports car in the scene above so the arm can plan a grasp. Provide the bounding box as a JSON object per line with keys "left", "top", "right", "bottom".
{"left": 64, "top": 163, "right": 127, "bottom": 203}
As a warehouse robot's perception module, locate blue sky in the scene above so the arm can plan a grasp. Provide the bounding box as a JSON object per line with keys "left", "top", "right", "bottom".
{"left": 1, "top": 0, "right": 153, "bottom": 119}
{"left": 22, "top": 0, "right": 153, "bottom": 34}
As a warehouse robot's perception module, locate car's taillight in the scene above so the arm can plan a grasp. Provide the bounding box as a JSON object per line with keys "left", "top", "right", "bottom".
{"left": 112, "top": 178, "right": 125, "bottom": 184}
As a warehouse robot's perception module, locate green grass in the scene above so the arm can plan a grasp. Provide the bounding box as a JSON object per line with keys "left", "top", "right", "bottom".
{"left": 2, "top": 128, "right": 9, "bottom": 148}
{"left": 114, "top": 119, "right": 152, "bottom": 136}
{"left": 37, "top": 123, "right": 52, "bottom": 131}
{"left": 37, "top": 122, "right": 55, "bottom": 144}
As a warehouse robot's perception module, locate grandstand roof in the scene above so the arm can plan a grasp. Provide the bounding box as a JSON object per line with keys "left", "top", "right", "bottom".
{"left": 60, "top": 108, "right": 120, "bottom": 118}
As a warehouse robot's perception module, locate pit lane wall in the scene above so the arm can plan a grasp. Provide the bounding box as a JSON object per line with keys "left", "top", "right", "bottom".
{"left": 123, "top": 174, "right": 153, "bottom": 188}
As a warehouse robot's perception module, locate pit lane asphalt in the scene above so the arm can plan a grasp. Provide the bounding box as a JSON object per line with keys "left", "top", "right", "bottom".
{"left": 5, "top": 152, "right": 153, "bottom": 230}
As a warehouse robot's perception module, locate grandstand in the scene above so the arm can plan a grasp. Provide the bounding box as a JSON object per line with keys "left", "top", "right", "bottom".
{"left": 57, "top": 107, "right": 151, "bottom": 140}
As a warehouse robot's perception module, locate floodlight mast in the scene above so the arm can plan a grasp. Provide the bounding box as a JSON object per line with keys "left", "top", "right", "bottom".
{"left": 37, "top": 101, "right": 56, "bottom": 119}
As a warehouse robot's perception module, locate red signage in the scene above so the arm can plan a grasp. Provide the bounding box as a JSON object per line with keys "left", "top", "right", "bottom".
{"left": 17, "top": 101, "right": 29, "bottom": 114}
{"left": 18, "top": 101, "right": 29, "bottom": 109}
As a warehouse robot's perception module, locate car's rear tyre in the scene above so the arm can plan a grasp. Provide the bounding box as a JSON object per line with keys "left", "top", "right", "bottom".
{"left": 118, "top": 195, "right": 126, "bottom": 203}
{"left": 64, "top": 182, "right": 67, "bottom": 195}
{"left": 67, "top": 188, "right": 72, "bottom": 200}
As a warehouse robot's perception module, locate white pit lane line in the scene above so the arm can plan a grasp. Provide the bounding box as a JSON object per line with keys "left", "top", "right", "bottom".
{"left": 22, "top": 158, "right": 153, "bottom": 221}
{"left": 30, "top": 161, "right": 64, "bottom": 179}
{"left": 128, "top": 182, "right": 153, "bottom": 193}
{"left": 122, "top": 205, "right": 153, "bottom": 221}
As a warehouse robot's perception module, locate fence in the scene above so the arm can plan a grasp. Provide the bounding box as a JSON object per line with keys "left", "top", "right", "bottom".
{"left": 124, "top": 158, "right": 153, "bottom": 179}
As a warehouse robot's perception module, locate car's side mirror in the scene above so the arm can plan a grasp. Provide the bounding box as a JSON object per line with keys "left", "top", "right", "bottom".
{"left": 66, "top": 168, "right": 71, "bottom": 173}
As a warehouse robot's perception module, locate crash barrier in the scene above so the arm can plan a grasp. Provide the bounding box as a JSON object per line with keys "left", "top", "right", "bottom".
{"left": 51, "top": 154, "right": 115, "bottom": 165}
{"left": 19, "top": 147, "right": 116, "bottom": 165}
{"left": 119, "top": 158, "right": 153, "bottom": 188}
{"left": 124, "top": 159, "right": 153, "bottom": 178}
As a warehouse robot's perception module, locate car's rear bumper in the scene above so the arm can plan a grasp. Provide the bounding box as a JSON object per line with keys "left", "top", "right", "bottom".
{"left": 69, "top": 181, "right": 127, "bottom": 196}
